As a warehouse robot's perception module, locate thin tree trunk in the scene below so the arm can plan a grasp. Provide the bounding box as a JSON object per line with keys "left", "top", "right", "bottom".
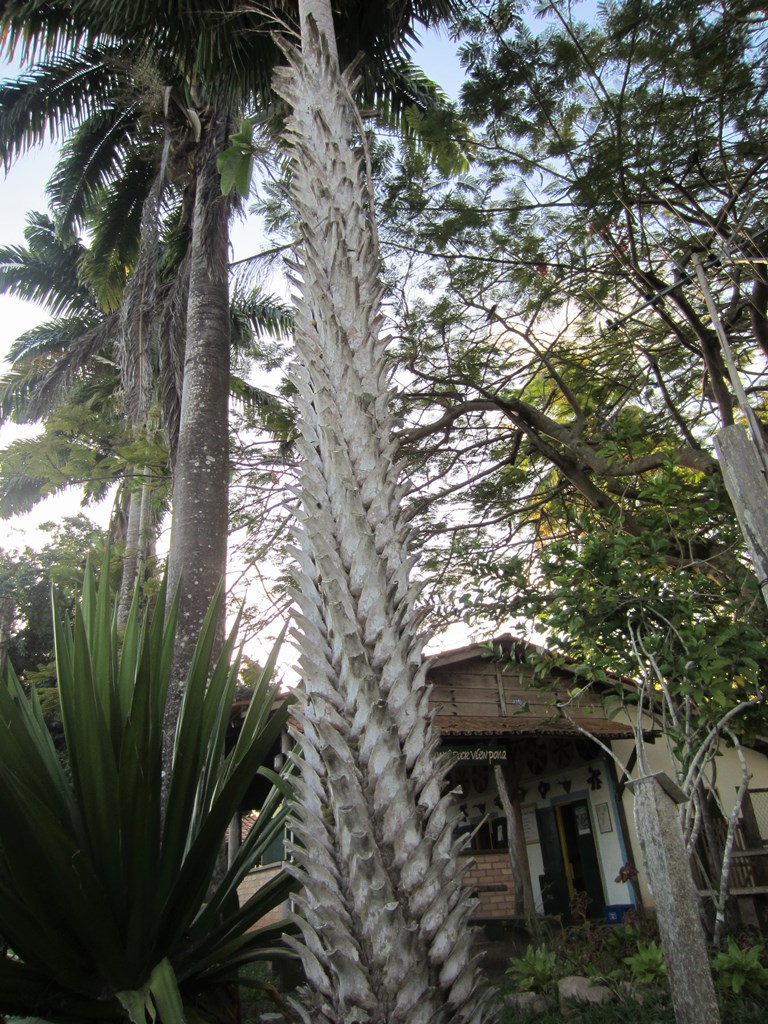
{"left": 713, "top": 729, "right": 751, "bottom": 948}
{"left": 0, "top": 596, "right": 13, "bottom": 678}
{"left": 117, "top": 474, "right": 142, "bottom": 627}
{"left": 117, "top": 466, "right": 153, "bottom": 627}
{"left": 273, "top": 4, "right": 486, "bottom": 1022}
{"left": 164, "top": 109, "right": 232, "bottom": 773}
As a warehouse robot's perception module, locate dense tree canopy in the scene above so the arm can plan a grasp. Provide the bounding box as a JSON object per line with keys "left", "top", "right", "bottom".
{"left": 366, "top": 1, "right": 768, "bottom": 659}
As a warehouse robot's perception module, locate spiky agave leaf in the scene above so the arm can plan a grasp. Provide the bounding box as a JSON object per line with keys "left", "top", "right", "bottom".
{"left": 273, "top": 4, "right": 486, "bottom": 1023}
{"left": 0, "top": 561, "right": 296, "bottom": 1021}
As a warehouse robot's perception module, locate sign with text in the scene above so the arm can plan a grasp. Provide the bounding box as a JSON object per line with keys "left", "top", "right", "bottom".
{"left": 446, "top": 745, "right": 508, "bottom": 765}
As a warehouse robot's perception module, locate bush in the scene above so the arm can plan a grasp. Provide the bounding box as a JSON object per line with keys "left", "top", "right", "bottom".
{"left": 496, "top": 924, "right": 768, "bottom": 1024}
{"left": 623, "top": 941, "right": 667, "bottom": 985}
{"left": 0, "top": 563, "right": 295, "bottom": 1023}
{"left": 505, "top": 945, "right": 561, "bottom": 993}
{"left": 711, "top": 938, "right": 768, "bottom": 997}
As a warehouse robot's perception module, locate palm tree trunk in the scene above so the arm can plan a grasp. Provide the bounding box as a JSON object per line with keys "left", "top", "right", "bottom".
{"left": 273, "top": 4, "right": 485, "bottom": 1022}
{"left": 164, "top": 108, "right": 232, "bottom": 770}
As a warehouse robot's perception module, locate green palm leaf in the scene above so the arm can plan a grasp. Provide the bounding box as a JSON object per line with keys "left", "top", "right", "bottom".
{"left": 47, "top": 100, "right": 153, "bottom": 230}
{"left": 0, "top": 50, "right": 127, "bottom": 164}
{"left": 0, "top": 211, "right": 94, "bottom": 318}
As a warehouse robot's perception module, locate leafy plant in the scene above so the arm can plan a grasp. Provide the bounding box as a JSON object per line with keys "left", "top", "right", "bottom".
{"left": 623, "top": 941, "right": 668, "bottom": 986}
{"left": 506, "top": 945, "right": 560, "bottom": 993}
{"left": 0, "top": 561, "right": 295, "bottom": 1023}
{"left": 711, "top": 939, "right": 768, "bottom": 997}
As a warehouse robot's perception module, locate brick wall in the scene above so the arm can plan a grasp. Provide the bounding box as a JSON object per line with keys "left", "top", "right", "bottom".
{"left": 239, "top": 853, "right": 517, "bottom": 928}
{"left": 460, "top": 852, "right": 516, "bottom": 919}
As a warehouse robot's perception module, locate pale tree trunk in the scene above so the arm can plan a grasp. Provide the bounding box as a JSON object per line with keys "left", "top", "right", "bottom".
{"left": 630, "top": 771, "right": 720, "bottom": 1024}
{"left": 495, "top": 761, "right": 538, "bottom": 935}
{"left": 117, "top": 466, "right": 153, "bottom": 628}
{"left": 164, "top": 109, "right": 232, "bottom": 772}
{"left": 116, "top": 144, "right": 167, "bottom": 627}
{"left": 273, "top": 4, "right": 486, "bottom": 1022}
{"left": 117, "top": 479, "right": 143, "bottom": 628}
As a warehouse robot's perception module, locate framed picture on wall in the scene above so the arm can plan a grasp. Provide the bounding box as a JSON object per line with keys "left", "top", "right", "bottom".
{"left": 595, "top": 802, "right": 613, "bottom": 834}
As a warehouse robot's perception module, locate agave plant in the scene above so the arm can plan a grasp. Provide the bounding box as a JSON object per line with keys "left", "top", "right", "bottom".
{"left": 0, "top": 562, "right": 295, "bottom": 1023}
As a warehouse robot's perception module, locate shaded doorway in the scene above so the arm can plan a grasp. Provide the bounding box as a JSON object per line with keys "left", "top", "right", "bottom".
{"left": 537, "top": 798, "right": 606, "bottom": 919}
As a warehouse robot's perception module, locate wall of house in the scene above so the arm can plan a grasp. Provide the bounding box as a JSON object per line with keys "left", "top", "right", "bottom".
{"left": 449, "top": 740, "right": 637, "bottom": 920}
{"left": 612, "top": 733, "right": 768, "bottom": 908}
{"left": 517, "top": 753, "right": 638, "bottom": 916}
{"left": 429, "top": 658, "right": 608, "bottom": 723}
{"left": 460, "top": 853, "right": 517, "bottom": 919}
{"left": 238, "top": 863, "right": 287, "bottom": 930}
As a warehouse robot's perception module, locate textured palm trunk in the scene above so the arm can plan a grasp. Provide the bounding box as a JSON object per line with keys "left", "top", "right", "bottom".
{"left": 164, "top": 108, "right": 232, "bottom": 769}
{"left": 273, "top": 4, "right": 485, "bottom": 1022}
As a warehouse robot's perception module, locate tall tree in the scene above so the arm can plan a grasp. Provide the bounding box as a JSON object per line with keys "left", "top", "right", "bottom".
{"left": 1, "top": 2, "right": 469, "bottom": 773}
{"left": 272, "top": 2, "right": 486, "bottom": 1021}
{"left": 373, "top": 0, "right": 768, "bottom": 627}
{"left": 0, "top": 206, "right": 168, "bottom": 613}
{"left": 367, "top": 0, "right": 768, "bottom": 934}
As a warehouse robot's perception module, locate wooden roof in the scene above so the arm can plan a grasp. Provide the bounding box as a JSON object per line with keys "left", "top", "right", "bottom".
{"left": 434, "top": 714, "right": 634, "bottom": 739}
{"left": 427, "top": 633, "right": 636, "bottom": 740}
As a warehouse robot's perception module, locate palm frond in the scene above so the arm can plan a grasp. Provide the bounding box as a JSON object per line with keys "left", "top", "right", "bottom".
{"left": 365, "top": 54, "right": 474, "bottom": 173}
{"left": 0, "top": 48, "right": 128, "bottom": 167}
{"left": 157, "top": 194, "right": 191, "bottom": 277}
{"left": 118, "top": 134, "right": 172, "bottom": 425}
{"left": 156, "top": 245, "right": 190, "bottom": 461}
{"left": 0, "top": 313, "right": 118, "bottom": 424}
{"left": 0, "top": 211, "right": 96, "bottom": 318}
{"left": 79, "top": 151, "right": 160, "bottom": 309}
{"left": 231, "top": 292, "right": 294, "bottom": 345}
{"left": 228, "top": 375, "right": 296, "bottom": 442}
{"left": 0, "top": 5, "right": 98, "bottom": 67}
{"left": 47, "top": 100, "right": 153, "bottom": 231}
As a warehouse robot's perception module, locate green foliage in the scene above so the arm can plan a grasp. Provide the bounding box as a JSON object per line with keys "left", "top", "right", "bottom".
{"left": 0, "top": 559, "right": 295, "bottom": 1022}
{"left": 218, "top": 118, "right": 256, "bottom": 198}
{"left": 376, "top": 0, "right": 768, "bottom": 642}
{"left": 506, "top": 944, "right": 561, "bottom": 993}
{"left": 496, "top": 922, "right": 768, "bottom": 1023}
{"left": 0, "top": 515, "right": 108, "bottom": 685}
{"left": 711, "top": 939, "right": 768, "bottom": 997}
{"left": 623, "top": 942, "right": 667, "bottom": 986}
{"left": 401, "top": 102, "right": 475, "bottom": 176}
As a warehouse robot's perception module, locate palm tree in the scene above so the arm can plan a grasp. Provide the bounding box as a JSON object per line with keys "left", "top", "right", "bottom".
{"left": 272, "top": 2, "right": 486, "bottom": 1022}
{"left": 0, "top": 208, "right": 291, "bottom": 622}
{"left": 0, "top": 15, "right": 250, "bottom": 724}
{"left": 0, "top": 209, "right": 155, "bottom": 560}
{"left": 1, "top": 2, "right": 467, "bottom": 786}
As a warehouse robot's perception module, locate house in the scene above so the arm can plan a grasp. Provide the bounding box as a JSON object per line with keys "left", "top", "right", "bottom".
{"left": 235, "top": 634, "right": 768, "bottom": 929}
{"left": 429, "top": 634, "right": 768, "bottom": 928}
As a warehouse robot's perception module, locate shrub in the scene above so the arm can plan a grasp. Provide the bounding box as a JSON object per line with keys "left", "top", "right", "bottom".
{"left": 506, "top": 945, "right": 561, "bottom": 993}
{"left": 0, "top": 563, "right": 295, "bottom": 1023}
{"left": 623, "top": 941, "right": 667, "bottom": 985}
{"left": 711, "top": 938, "right": 768, "bottom": 997}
